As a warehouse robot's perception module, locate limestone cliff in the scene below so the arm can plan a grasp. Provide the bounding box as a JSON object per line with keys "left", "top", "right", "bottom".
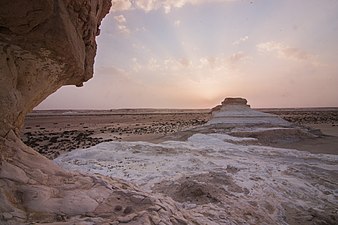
{"left": 0, "top": 1, "right": 202, "bottom": 224}
{"left": 0, "top": 0, "right": 110, "bottom": 138}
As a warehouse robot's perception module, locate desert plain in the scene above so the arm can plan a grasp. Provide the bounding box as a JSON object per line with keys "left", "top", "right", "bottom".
{"left": 18, "top": 105, "right": 338, "bottom": 224}
{"left": 21, "top": 107, "right": 338, "bottom": 159}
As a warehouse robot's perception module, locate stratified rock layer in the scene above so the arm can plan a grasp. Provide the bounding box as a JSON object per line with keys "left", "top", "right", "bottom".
{"left": 208, "top": 97, "right": 291, "bottom": 127}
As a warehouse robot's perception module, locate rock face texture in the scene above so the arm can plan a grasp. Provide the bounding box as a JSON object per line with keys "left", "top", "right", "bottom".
{"left": 1, "top": 1, "right": 188, "bottom": 224}
{"left": 0, "top": 2, "right": 208, "bottom": 224}
{"left": 0, "top": 0, "right": 110, "bottom": 137}
{"left": 55, "top": 133, "right": 338, "bottom": 225}
{"left": 208, "top": 97, "right": 291, "bottom": 127}
{"left": 1, "top": 132, "right": 201, "bottom": 225}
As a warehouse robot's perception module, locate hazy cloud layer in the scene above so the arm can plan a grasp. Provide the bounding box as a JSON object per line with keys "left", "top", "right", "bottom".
{"left": 233, "top": 36, "right": 249, "bottom": 45}
{"left": 114, "top": 15, "right": 126, "bottom": 23}
{"left": 257, "top": 41, "right": 321, "bottom": 66}
{"left": 111, "top": 0, "right": 132, "bottom": 11}
{"left": 112, "top": 0, "right": 235, "bottom": 13}
{"left": 131, "top": 52, "right": 248, "bottom": 74}
{"left": 37, "top": 0, "right": 338, "bottom": 109}
{"left": 114, "top": 14, "right": 130, "bottom": 34}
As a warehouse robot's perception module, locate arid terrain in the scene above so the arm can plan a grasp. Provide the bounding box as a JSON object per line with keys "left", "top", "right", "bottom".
{"left": 21, "top": 109, "right": 209, "bottom": 159}
{"left": 51, "top": 102, "right": 338, "bottom": 225}
{"left": 21, "top": 108, "right": 338, "bottom": 159}
{"left": 18, "top": 103, "right": 338, "bottom": 225}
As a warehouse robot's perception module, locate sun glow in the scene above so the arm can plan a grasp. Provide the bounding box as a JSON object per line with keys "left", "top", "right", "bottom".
{"left": 36, "top": 0, "right": 338, "bottom": 109}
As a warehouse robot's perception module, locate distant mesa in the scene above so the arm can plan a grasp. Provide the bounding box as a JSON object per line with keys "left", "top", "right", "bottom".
{"left": 222, "top": 97, "right": 249, "bottom": 106}
{"left": 211, "top": 97, "right": 250, "bottom": 113}
{"left": 208, "top": 97, "right": 291, "bottom": 127}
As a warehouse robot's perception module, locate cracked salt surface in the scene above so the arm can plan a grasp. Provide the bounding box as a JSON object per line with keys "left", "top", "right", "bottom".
{"left": 55, "top": 133, "right": 338, "bottom": 224}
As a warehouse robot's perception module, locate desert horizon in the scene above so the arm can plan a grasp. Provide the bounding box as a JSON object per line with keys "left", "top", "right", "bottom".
{"left": 1, "top": 1, "right": 338, "bottom": 225}
{"left": 19, "top": 97, "right": 338, "bottom": 225}
{"left": 28, "top": 106, "right": 338, "bottom": 117}
{"left": 31, "top": 106, "right": 338, "bottom": 111}
{"left": 22, "top": 104, "right": 338, "bottom": 158}
{"left": 34, "top": 0, "right": 338, "bottom": 110}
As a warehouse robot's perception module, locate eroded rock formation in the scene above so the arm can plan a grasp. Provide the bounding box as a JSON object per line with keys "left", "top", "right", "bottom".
{"left": 0, "top": 1, "right": 197, "bottom": 224}
{"left": 0, "top": 0, "right": 110, "bottom": 137}
{"left": 208, "top": 97, "right": 291, "bottom": 127}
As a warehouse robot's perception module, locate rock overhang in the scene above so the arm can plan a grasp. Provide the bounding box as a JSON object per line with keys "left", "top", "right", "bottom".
{"left": 0, "top": 0, "right": 111, "bottom": 137}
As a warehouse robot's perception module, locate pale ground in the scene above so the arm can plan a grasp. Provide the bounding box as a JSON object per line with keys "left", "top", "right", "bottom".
{"left": 19, "top": 108, "right": 338, "bottom": 224}
{"left": 54, "top": 127, "right": 338, "bottom": 225}
{"left": 264, "top": 109, "right": 338, "bottom": 155}
{"left": 21, "top": 109, "right": 210, "bottom": 159}
{"left": 21, "top": 108, "right": 338, "bottom": 158}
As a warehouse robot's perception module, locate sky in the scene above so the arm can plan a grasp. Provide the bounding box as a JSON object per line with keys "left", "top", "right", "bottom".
{"left": 37, "top": 0, "right": 338, "bottom": 109}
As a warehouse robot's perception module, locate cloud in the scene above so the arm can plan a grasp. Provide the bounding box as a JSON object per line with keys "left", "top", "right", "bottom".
{"left": 179, "top": 58, "right": 191, "bottom": 67}
{"left": 135, "top": 0, "right": 158, "bottom": 12}
{"left": 162, "top": 0, "right": 236, "bottom": 13}
{"left": 114, "top": 15, "right": 126, "bottom": 23}
{"left": 148, "top": 58, "right": 161, "bottom": 71}
{"left": 162, "top": 58, "right": 192, "bottom": 71}
{"left": 228, "top": 51, "right": 248, "bottom": 64}
{"left": 112, "top": 0, "right": 236, "bottom": 13}
{"left": 174, "top": 20, "right": 181, "bottom": 27}
{"left": 114, "top": 14, "right": 130, "bottom": 34}
{"left": 257, "top": 41, "right": 321, "bottom": 66}
{"left": 128, "top": 53, "right": 248, "bottom": 102}
{"left": 95, "top": 66, "right": 130, "bottom": 79}
{"left": 233, "top": 36, "right": 248, "bottom": 45}
{"left": 131, "top": 52, "right": 248, "bottom": 74}
{"left": 135, "top": 26, "right": 147, "bottom": 32}
{"left": 117, "top": 25, "right": 130, "bottom": 34}
{"left": 257, "top": 41, "right": 285, "bottom": 53}
{"left": 111, "top": 0, "right": 132, "bottom": 12}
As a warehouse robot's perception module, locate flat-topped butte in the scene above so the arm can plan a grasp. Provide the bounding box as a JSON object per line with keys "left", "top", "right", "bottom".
{"left": 208, "top": 97, "right": 291, "bottom": 127}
